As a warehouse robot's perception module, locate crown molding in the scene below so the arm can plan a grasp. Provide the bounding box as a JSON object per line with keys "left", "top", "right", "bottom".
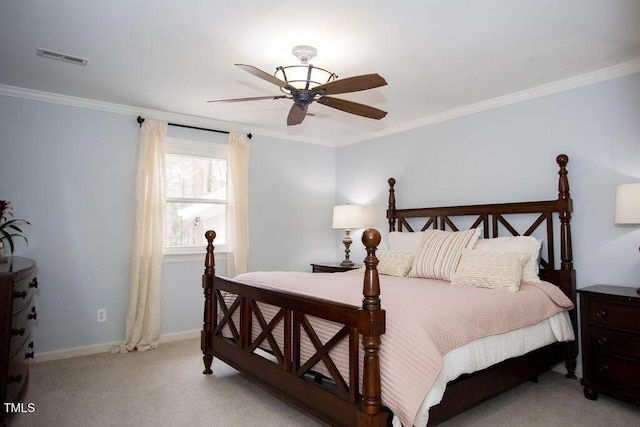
{"left": 339, "top": 58, "right": 640, "bottom": 146}
{"left": 0, "top": 83, "right": 246, "bottom": 131}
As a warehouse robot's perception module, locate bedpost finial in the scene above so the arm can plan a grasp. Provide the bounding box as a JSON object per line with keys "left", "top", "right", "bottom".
{"left": 362, "top": 228, "right": 381, "bottom": 249}
{"left": 388, "top": 178, "right": 397, "bottom": 232}
{"left": 362, "top": 228, "right": 382, "bottom": 311}
{"left": 204, "top": 230, "right": 216, "bottom": 275}
{"left": 556, "top": 154, "right": 569, "bottom": 167}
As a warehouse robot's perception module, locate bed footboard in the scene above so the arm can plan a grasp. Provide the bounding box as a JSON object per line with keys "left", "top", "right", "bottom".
{"left": 201, "top": 229, "right": 391, "bottom": 427}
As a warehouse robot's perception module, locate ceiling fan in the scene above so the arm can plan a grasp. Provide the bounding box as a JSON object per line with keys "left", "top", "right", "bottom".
{"left": 208, "top": 45, "right": 388, "bottom": 126}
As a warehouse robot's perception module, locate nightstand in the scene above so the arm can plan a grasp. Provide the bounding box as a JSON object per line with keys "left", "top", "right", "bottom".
{"left": 311, "top": 262, "right": 362, "bottom": 273}
{"left": 578, "top": 285, "right": 640, "bottom": 405}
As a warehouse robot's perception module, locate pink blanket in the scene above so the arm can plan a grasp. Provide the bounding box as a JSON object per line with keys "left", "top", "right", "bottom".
{"left": 233, "top": 271, "right": 574, "bottom": 426}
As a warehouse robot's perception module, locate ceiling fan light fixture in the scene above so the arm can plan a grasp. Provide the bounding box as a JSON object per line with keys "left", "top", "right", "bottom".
{"left": 275, "top": 64, "right": 337, "bottom": 93}
{"left": 274, "top": 45, "right": 337, "bottom": 94}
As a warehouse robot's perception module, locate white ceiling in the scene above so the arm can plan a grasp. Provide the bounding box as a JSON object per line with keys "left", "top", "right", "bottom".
{"left": 1, "top": 1, "right": 640, "bottom": 146}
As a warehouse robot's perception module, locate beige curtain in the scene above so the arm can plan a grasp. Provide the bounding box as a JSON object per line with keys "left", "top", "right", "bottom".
{"left": 227, "top": 132, "right": 250, "bottom": 277}
{"left": 115, "top": 119, "right": 167, "bottom": 353}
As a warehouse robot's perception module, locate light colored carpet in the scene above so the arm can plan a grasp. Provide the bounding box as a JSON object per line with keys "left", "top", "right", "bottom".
{"left": 9, "top": 338, "right": 640, "bottom": 426}
{"left": 439, "top": 368, "right": 640, "bottom": 426}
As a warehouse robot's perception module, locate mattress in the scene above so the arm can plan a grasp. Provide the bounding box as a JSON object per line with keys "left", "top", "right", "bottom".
{"left": 401, "top": 310, "right": 575, "bottom": 427}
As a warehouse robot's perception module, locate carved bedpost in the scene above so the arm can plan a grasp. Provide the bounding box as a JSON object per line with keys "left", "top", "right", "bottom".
{"left": 556, "top": 154, "right": 578, "bottom": 379}
{"left": 556, "top": 154, "right": 573, "bottom": 272}
{"left": 387, "top": 178, "right": 396, "bottom": 232}
{"left": 359, "top": 228, "right": 387, "bottom": 422}
{"left": 202, "top": 230, "right": 216, "bottom": 375}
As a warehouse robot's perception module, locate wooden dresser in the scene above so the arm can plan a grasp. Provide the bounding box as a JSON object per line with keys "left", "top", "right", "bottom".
{"left": 0, "top": 257, "right": 37, "bottom": 426}
{"left": 578, "top": 285, "right": 640, "bottom": 405}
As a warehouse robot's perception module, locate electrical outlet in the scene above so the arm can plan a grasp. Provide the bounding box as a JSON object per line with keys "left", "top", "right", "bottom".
{"left": 97, "top": 308, "right": 107, "bottom": 323}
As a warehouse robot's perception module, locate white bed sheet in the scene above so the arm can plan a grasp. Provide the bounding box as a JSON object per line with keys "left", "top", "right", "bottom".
{"left": 392, "top": 310, "right": 575, "bottom": 427}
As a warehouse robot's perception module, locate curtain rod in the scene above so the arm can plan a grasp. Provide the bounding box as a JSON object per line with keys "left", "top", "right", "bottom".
{"left": 136, "top": 116, "right": 252, "bottom": 139}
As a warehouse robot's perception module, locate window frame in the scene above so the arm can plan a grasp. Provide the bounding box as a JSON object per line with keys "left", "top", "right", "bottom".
{"left": 163, "top": 136, "right": 229, "bottom": 262}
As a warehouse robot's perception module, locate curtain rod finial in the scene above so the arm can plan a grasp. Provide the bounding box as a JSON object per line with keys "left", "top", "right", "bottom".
{"left": 137, "top": 116, "right": 145, "bottom": 127}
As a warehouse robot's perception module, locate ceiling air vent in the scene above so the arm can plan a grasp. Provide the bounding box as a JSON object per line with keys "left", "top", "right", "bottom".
{"left": 37, "top": 48, "right": 88, "bottom": 66}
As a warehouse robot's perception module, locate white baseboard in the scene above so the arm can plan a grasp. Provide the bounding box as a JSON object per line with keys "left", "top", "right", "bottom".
{"left": 33, "top": 329, "right": 200, "bottom": 363}
{"left": 157, "top": 329, "right": 200, "bottom": 343}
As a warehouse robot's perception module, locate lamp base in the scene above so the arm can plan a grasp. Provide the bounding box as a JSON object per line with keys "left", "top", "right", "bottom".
{"left": 340, "top": 229, "right": 354, "bottom": 268}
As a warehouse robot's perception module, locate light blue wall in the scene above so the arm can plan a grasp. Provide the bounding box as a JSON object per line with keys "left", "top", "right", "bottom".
{"left": 336, "top": 72, "right": 640, "bottom": 291}
{"left": 0, "top": 95, "right": 336, "bottom": 352}
{"left": 248, "top": 136, "right": 336, "bottom": 272}
{"left": 0, "top": 96, "right": 138, "bottom": 352}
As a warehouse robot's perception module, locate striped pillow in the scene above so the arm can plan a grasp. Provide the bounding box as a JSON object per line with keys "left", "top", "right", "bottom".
{"left": 408, "top": 228, "right": 481, "bottom": 281}
{"left": 451, "top": 249, "right": 531, "bottom": 292}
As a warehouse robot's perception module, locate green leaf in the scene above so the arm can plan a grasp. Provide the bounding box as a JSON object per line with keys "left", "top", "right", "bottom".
{"left": 0, "top": 218, "right": 30, "bottom": 229}
{"left": 7, "top": 224, "right": 24, "bottom": 233}
{"left": 0, "top": 223, "right": 28, "bottom": 254}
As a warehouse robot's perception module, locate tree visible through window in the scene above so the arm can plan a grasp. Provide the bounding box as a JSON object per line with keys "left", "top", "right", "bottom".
{"left": 164, "top": 138, "right": 228, "bottom": 252}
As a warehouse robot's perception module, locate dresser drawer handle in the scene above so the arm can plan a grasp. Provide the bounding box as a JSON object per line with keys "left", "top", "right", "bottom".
{"left": 25, "top": 351, "right": 34, "bottom": 359}
{"left": 28, "top": 341, "right": 34, "bottom": 349}
{"left": 597, "top": 336, "right": 608, "bottom": 345}
{"left": 13, "top": 290, "right": 27, "bottom": 299}
{"left": 28, "top": 306, "right": 37, "bottom": 320}
{"left": 596, "top": 309, "right": 608, "bottom": 318}
{"left": 29, "top": 277, "right": 38, "bottom": 289}
{"left": 9, "top": 374, "right": 23, "bottom": 384}
{"left": 11, "top": 327, "right": 25, "bottom": 337}
{"left": 599, "top": 364, "right": 610, "bottom": 373}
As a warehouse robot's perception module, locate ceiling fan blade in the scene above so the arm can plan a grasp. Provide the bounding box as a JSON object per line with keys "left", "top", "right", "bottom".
{"left": 287, "top": 104, "right": 308, "bottom": 126}
{"left": 207, "top": 95, "right": 288, "bottom": 103}
{"left": 317, "top": 96, "right": 387, "bottom": 120}
{"left": 235, "top": 64, "right": 296, "bottom": 92}
{"left": 313, "top": 73, "right": 387, "bottom": 95}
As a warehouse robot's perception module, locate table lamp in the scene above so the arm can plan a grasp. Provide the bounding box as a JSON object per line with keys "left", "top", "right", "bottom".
{"left": 614, "top": 182, "right": 640, "bottom": 294}
{"left": 332, "top": 204, "right": 364, "bottom": 267}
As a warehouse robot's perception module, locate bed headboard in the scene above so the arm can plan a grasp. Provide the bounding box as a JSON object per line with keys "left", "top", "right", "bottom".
{"left": 386, "top": 154, "right": 576, "bottom": 306}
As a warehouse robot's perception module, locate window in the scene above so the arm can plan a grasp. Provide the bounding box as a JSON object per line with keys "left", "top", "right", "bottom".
{"left": 164, "top": 137, "right": 228, "bottom": 255}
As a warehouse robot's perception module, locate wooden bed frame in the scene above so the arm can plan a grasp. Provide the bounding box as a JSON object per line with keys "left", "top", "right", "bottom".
{"left": 200, "top": 154, "right": 577, "bottom": 426}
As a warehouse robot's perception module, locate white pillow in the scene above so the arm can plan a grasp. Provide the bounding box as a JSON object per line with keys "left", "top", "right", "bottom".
{"left": 473, "top": 236, "right": 541, "bottom": 283}
{"left": 451, "top": 250, "right": 531, "bottom": 292}
{"left": 388, "top": 231, "right": 425, "bottom": 252}
{"left": 376, "top": 250, "right": 415, "bottom": 277}
{"left": 408, "top": 228, "right": 481, "bottom": 281}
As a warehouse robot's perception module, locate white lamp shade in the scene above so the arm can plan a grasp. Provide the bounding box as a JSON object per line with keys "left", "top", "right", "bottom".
{"left": 615, "top": 183, "right": 640, "bottom": 224}
{"left": 332, "top": 205, "right": 364, "bottom": 229}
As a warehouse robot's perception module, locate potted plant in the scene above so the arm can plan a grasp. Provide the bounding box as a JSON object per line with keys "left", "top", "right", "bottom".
{"left": 0, "top": 200, "right": 30, "bottom": 262}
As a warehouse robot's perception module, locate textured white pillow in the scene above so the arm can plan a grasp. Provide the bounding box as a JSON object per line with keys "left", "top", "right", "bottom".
{"left": 473, "top": 236, "right": 541, "bottom": 283}
{"left": 388, "top": 231, "right": 425, "bottom": 252}
{"left": 376, "top": 250, "right": 415, "bottom": 277}
{"left": 408, "top": 228, "right": 481, "bottom": 281}
{"left": 451, "top": 250, "right": 531, "bottom": 292}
